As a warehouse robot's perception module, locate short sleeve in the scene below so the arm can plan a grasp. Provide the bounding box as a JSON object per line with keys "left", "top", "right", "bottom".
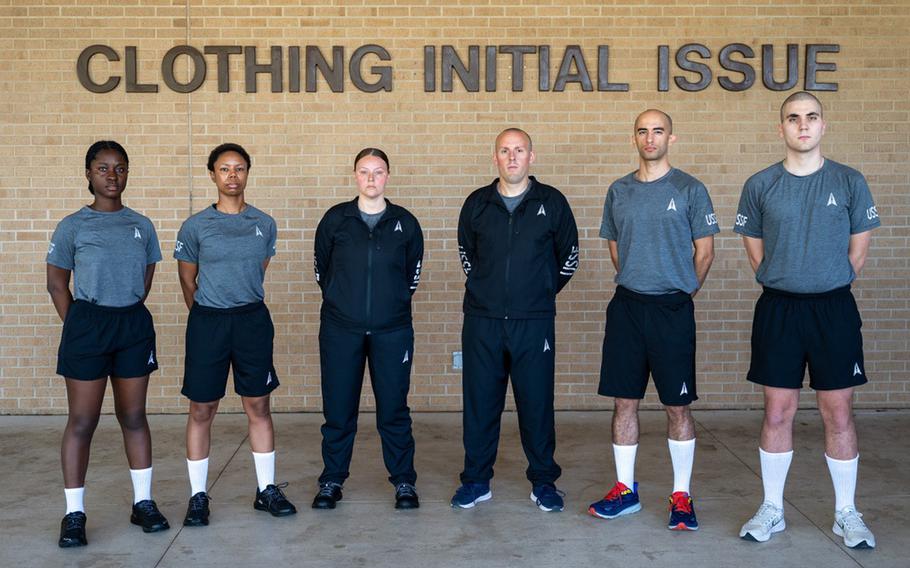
{"left": 47, "top": 217, "right": 76, "bottom": 270}
{"left": 688, "top": 182, "right": 721, "bottom": 239}
{"left": 734, "top": 177, "right": 763, "bottom": 238}
{"left": 145, "top": 218, "right": 162, "bottom": 264}
{"left": 599, "top": 187, "right": 617, "bottom": 240}
{"left": 267, "top": 216, "right": 277, "bottom": 258}
{"left": 174, "top": 218, "right": 199, "bottom": 263}
{"left": 847, "top": 173, "right": 882, "bottom": 234}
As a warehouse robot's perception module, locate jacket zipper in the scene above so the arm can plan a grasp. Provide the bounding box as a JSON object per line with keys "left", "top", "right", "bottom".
{"left": 366, "top": 230, "right": 373, "bottom": 335}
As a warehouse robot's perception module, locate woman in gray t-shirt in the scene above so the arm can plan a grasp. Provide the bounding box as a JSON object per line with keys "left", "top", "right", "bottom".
{"left": 48, "top": 141, "right": 168, "bottom": 548}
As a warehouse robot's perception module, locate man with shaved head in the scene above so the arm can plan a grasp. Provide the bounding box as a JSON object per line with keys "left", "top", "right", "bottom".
{"left": 736, "top": 92, "right": 879, "bottom": 548}
{"left": 588, "top": 109, "right": 718, "bottom": 531}
{"left": 452, "top": 128, "right": 579, "bottom": 512}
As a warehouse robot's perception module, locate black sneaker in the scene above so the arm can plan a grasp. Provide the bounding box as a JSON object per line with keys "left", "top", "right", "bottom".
{"left": 130, "top": 499, "right": 170, "bottom": 533}
{"left": 312, "top": 482, "right": 343, "bottom": 509}
{"left": 183, "top": 492, "right": 210, "bottom": 527}
{"left": 394, "top": 483, "right": 420, "bottom": 509}
{"left": 254, "top": 483, "right": 297, "bottom": 517}
{"left": 58, "top": 511, "right": 87, "bottom": 548}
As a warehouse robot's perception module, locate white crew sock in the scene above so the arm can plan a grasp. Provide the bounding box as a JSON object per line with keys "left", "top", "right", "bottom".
{"left": 826, "top": 453, "right": 858, "bottom": 512}
{"left": 64, "top": 487, "right": 85, "bottom": 514}
{"left": 130, "top": 467, "right": 153, "bottom": 504}
{"left": 668, "top": 438, "right": 695, "bottom": 494}
{"left": 187, "top": 457, "right": 209, "bottom": 496}
{"left": 252, "top": 450, "right": 276, "bottom": 491}
{"left": 613, "top": 443, "right": 638, "bottom": 489}
{"left": 759, "top": 447, "right": 793, "bottom": 509}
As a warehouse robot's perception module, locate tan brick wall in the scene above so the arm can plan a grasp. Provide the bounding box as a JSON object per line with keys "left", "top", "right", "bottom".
{"left": 1, "top": 0, "right": 907, "bottom": 414}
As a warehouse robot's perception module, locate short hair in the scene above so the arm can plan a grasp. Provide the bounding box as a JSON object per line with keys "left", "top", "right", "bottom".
{"left": 85, "top": 140, "right": 128, "bottom": 194}
{"left": 780, "top": 91, "right": 823, "bottom": 122}
{"left": 354, "top": 147, "right": 390, "bottom": 171}
{"left": 207, "top": 143, "right": 251, "bottom": 172}
{"left": 634, "top": 109, "right": 673, "bottom": 134}
{"left": 495, "top": 128, "right": 533, "bottom": 151}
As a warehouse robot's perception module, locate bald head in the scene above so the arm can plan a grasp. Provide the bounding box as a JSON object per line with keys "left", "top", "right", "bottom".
{"left": 495, "top": 128, "right": 533, "bottom": 151}
{"left": 634, "top": 109, "right": 673, "bottom": 134}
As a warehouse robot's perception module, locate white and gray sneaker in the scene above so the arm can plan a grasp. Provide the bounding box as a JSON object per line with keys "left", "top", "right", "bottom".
{"left": 739, "top": 501, "right": 786, "bottom": 542}
{"left": 833, "top": 507, "right": 875, "bottom": 549}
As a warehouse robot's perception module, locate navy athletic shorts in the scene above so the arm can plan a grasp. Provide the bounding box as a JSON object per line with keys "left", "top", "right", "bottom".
{"left": 598, "top": 286, "right": 697, "bottom": 406}
{"left": 181, "top": 301, "right": 279, "bottom": 402}
{"left": 747, "top": 285, "right": 867, "bottom": 391}
{"left": 57, "top": 300, "right": 158, "bottom": 380}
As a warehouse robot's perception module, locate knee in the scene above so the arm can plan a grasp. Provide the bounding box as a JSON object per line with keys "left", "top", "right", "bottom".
{"left": 614, "top": 398, "right": 639, "bottom": 418}
{"left": 763, "top": 405, "right": 796, "bottom": 430}
{"left": 822, "top": 409, "right": 854, "bottom": 434}
{"left": 666, "top": 405, "right": 691, "bottom": 425}
{"left": 189, "top": 402, "right": 218, "bottom": 424}
{"left": 116, "top": 410, "right": 148, "bottom": 432}
{"left": 245, "top": 400, "right": 272, "bottom": 422}
{"left": 66, "top": 413, "right": 100, "bottom": 439}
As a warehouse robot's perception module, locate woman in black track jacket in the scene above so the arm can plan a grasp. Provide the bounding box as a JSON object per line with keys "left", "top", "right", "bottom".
{"left": 311, "top": 148, "right": 424, "bottom": 510}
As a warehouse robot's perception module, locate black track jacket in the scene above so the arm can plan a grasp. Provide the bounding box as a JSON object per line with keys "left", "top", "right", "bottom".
{"left": 314, "top": 198, "right": 423, "bottom": 333}
{"left": 458, "top": 176, "right": 579, "bottom": 319}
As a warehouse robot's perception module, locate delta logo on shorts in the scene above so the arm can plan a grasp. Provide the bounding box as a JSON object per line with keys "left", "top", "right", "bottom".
{"left": 543, "top": 338, "right": 551, "bottom": 352}
{"left": 853, "top": 362, "right": 862, "bottom": 377}
{"left": 402, "top": 350, "right": 409, "bottom": 363}
{"left": 680, "top": 382, "right": 688, "bottom": 396}
{"left": 266, "top": 371, "right": 273, "bottom": 385}
{"left": 147, "top": 350, "right": 156, "bottom": 366}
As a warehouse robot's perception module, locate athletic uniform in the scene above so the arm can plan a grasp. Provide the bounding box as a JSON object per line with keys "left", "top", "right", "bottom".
{"left": 457, "top": 176, "right": 579, "bottom": 486}
{"left": 313, "top": 198, "right": 423, "bottom": 486}
{"left": 599, "top": 168, "right": 719, "bottom": 405}
{"left": 175, "top": 204, "right": 278, "bottom": 402}
{"left": 734, "top": 159, "right": 881, "bottom": 389}
{"left": 48, "top": 206, "right": 161, "bottom": 380}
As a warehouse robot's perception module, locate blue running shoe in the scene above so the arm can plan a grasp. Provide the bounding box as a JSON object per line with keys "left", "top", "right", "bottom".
{"left": 530, "top": 483, "right": 565, "bottom": 512}
{"left": 668, "top": 491, "right": 698, "bottom": 531}
{"left": 451, "top": 482, "right": 492, "bottom": 509}
{"left": 588, "top": 481, "right": 641, "bottom": 519}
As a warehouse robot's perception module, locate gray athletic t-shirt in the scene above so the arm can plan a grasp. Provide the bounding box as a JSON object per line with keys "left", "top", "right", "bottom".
{"left": 46, "top": 206, "right": 162, "bottom": 307}
{"left": 174, "top": 204, "right": 277, "bottom": 308}
{"left": 499, "top": 183, "right": 531, "bottom": 213}
{"left": 600, "top": 168, "right": 720, "bottom": 295}
{"left": 734, "top": 159, "right": 881, "bottom": 293}
{"left": 360, "top": 209, "right": 385, "bottom": 231}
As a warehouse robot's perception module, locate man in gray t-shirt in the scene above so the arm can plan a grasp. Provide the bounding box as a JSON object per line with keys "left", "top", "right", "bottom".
{"left": 736, "top": 92, "right": 878, "bottom": 549}
{"left": 589, "top": 109, "right": 717, "bottom": 532}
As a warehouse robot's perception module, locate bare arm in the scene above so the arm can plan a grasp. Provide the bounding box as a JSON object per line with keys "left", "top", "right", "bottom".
{"left": 608, "top": 240, "right": 620, "bottom": 272}
{"left": 46, "top": 265, "right": 74, "bottom": 321}
{"left": 692, "top": 235, "right": 716, "bottom": 296}
{"left": 142, "top": 263, "right": 156, "bottom": 302}
{"left": 741, "top": 236, "right": 764, "bottom": 274}
{"left": 177, "top": 261, "right": 199, "bottom": 310}
{"left": 848, "top": 230, "right": 872, "bottom": 276}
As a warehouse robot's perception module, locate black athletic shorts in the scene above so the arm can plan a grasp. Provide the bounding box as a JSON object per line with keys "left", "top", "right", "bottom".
{"left": 598, "top": 286, "right": 697, "bottom": 406}
{"left": 747, "top": 285, "right": 867, "bottom": 391}
{"left": 57, "top": 300, "right": 158, "bottom": 380}
{"left": 181, "top": 301, "right": 279, "bottom": 403}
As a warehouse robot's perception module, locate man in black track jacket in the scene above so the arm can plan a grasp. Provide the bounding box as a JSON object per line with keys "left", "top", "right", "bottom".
{"left": 451, "top": 128, "right": 579, "bottom": 512}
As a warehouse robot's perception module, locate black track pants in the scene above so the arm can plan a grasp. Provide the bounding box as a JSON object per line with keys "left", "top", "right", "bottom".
{"left": 318, "top": 321, "right": 417, "bottom": 486}
{"left": 460, "top": 315, "right": 561, "bottom": 486}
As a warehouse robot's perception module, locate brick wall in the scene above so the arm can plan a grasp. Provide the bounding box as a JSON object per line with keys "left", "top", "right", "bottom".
{"left": 1, "top": 0, "right": 907, "bottom": 414}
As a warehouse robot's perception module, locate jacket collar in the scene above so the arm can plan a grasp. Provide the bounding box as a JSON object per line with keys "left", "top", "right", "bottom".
{"left": 482, "top": 176, "right": 544, "bottom": 206}
{"left": 342, "top": 197, "right": 402, "bottom": 220}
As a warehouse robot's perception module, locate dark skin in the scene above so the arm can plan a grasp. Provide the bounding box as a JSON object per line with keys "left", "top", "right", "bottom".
{"left": 47, "top": 148, "right": 157, "bottom": 488}
{"left": 179, "top": 150, "right": 274, "bottom": 461}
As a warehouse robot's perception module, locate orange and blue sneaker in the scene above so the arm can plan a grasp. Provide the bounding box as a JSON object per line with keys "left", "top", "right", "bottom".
{"left": 588, "top": 481, "right": 641, "bottom": 519}
{"left": 668, "top": 491, "right": 698, "bottom": 531}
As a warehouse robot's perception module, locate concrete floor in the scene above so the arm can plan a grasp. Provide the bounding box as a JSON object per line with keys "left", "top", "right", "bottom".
{"left": 0, "top": 410, "right": 905, "bottom": 568}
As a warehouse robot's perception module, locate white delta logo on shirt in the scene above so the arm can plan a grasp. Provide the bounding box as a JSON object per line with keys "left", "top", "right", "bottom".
{"left": 827, "top": 193, "right": 838, "bottom": 207}
{"left": 47, "top": 242, "right": 56, "bottom": 255}
{"left": 255, "top": 226, "right": 264, "bottom": 238}
{"left": 174, "top": 241, "right": 184, "bottom": 253}
{"left": 394, "top": 220, "right": 403, "bottom": 232}
{"left": 537, "top": 204, "right": 546, "bottom": 216}
{"left": 134, "top": 227, "right": 142, "bottom": 240}
{"left": 667, "top": 198, "right": 677, "bottom": 212}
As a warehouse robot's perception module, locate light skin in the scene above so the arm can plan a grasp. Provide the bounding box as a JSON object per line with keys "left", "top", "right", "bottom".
{"left": 47, "top": 148, "right": 156, "bottom": 488}
{"left": 179, "top": 149, "right": 274, "bottom": 461}
{"left": 610, "top": 111, "right": 714, "bottom": 447}
{"left": 355, "top": 155, "right": 389, "bottom": 214}
{"left": 743, "top": 98, "right": 869, "bottom": 460}
{"left": 493, "top": 129, "right": 535, "bottom": 196}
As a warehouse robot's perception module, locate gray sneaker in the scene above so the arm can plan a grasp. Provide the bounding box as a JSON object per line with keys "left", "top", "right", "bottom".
{"left": 833, "top": 507, "right": 875, "bottom": 549}
{"left": 739, "top": 502, "right": 786, "bottom": 542}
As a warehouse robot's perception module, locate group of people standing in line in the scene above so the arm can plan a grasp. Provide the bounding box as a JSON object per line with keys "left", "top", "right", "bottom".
{"left": 47, "top": 91, "right": 879, "bottom": 551}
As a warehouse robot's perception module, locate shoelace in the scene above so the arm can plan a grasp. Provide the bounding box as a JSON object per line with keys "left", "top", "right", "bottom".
{"left": 604, "top": 483, "right": 629, "bottom": 502}
{"left": 134, "top": 500, "right": 162, "bottom": 517}
{"left": 670, "top": 494, "right": 693, "bottom": 514}
{"left": 64, "top": 512, "right": 85, "bottom": 530}
{"left": 396, "top": 483, "right": 417, "bottom": 498}
{"left": 317, "top": 482, "right": 341, "bottom": 498}
{"left": 188, "top": 493, "right": 210, "bottom": 511}
{"left": 753, "top": 502, "right": 782, "bottom": 528}
{"left": 535, "top": 485, "right": 565, "bottom": 501}
{"left": 456, "top": 484, "right": 485, "bottom": 498}
{"left": 840, "top": 509, "right": 867, "bottom": 531}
